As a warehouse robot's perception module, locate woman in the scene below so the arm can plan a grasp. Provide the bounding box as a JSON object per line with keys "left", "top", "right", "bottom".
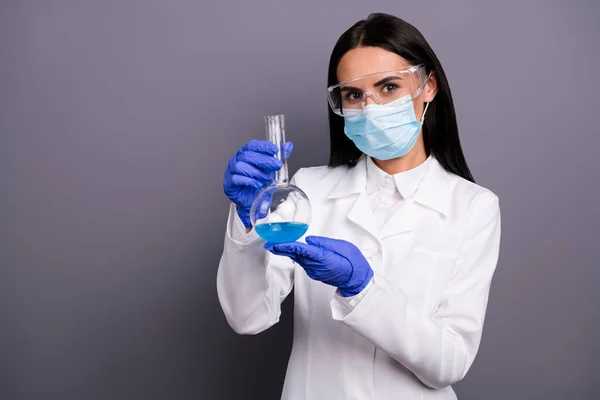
{"left": 217, "top": 13, "right": 501, "bottom": 400}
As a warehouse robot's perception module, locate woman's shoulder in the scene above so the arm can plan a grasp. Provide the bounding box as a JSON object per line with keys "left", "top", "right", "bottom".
{"left": 427, "top": 157, "right": 498, "bottom": 202}
{"left": 448, "top": 171, "right": 500, "bottom": 221}
{"left": 290, "top": 164, "right": 349, "bottom": 196}
{"left": 453, "top": 174, "right": 498, "bottom": 201}
{"left": 291, "top": 164, "right": 347, "bottom": 184}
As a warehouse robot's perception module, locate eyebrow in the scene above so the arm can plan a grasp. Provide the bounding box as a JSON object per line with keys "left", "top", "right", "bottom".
{"left": 340, "top": 75, "right": 403, "bottom": 91}
{"left": 373, "top": 76, "right": 403, "bottom": 86}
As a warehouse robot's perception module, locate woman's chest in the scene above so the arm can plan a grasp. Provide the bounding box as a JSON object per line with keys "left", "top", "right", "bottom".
{"left": 301, "top": 194, "right": 466, "bottom": 313}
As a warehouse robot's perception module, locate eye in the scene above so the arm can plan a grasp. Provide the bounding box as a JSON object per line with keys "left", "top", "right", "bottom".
{"left": 381, "top": 83, "right": 399, "bottom": 93}
{"left": 343, "top": 91, "right": 362, "bottom": 102}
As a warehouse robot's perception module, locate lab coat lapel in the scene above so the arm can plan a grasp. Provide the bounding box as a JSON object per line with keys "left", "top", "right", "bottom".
{"left": 377, "top": 199, "right": 416, "bottom": 239}
{"left": 346, "top": 192, "right": 378, "bottom": 237}
{"left": 328, "top": 156, "right": 379, "bottom": 238}
{"left": 327, "top": 156, "right": 454, "bottom": 240}
{"left": 413, "top": 157, "right": 453, "bottom": 217}
{"left": 378, "top": 157, "right": 453, "bottom": 239}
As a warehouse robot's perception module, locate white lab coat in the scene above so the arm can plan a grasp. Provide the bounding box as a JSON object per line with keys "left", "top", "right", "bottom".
{"left": 217, "top": 155, "right": 501, "bottom": 400}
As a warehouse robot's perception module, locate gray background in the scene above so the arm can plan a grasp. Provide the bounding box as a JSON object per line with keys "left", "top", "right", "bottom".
{"left": 1, "top": 1, "right": 599, "bottom": 399}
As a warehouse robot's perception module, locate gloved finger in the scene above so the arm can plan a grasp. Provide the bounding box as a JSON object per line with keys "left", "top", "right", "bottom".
{"left": 229, "top": 174, "right": 263, "bottom": 188}
{"left": 305, "top": 235, "right": 348, "bottom": 249}
{"left": 264, "top": 242, "right": 301, "bottom": 257}
{"left": 264, "top": 242, "right": 301, "bottom": 263}
{"left": 254, "top": 190, "right": 275, "bottom": 220}
{"left": 306, "top": 236, "right": 359, "bottom": 257}
{"left": 257, "top": 208, "right": 269, "bottom": 221}
{"left": 236, "top": 151, "right": 282, "bottom": 172}
{"left": 271, "top": 242, "right": 327, "bottom": 261}
{"left": 231, "top": 161, "right": 274, "bottom": 184}
{"left": 283, "top": 142, "right": 294, "bottom": 159}
{"left": 240, "top": 140, "right": 278, "bottom": 156}
{"left": 265, "top": 246, "right": 326, "bottom": 270}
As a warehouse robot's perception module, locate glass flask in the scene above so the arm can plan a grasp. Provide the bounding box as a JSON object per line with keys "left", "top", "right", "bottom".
{"left": 250, "top": 115, "right": 311, "bottom": 243}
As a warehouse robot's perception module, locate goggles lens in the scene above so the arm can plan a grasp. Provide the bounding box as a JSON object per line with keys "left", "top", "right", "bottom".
{"left": 327, "top": 65, "right": 428, "bottom": 117}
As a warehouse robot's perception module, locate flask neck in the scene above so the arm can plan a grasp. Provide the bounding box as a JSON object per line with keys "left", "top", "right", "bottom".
{"left": 265, "top": 115, "right": 289, "bottom": 185}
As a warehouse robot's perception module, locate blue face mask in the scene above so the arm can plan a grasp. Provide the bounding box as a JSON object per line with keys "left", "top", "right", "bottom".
{"left": 343, "top": 95, "right": 429, "bottom": 161}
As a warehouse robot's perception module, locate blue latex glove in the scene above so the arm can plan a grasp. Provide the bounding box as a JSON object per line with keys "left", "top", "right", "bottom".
{"left": 265, "top": 236, "right": 374, "bottom": 297}
{"left": 224, "top": 140, "right": 293, "bottom": 228}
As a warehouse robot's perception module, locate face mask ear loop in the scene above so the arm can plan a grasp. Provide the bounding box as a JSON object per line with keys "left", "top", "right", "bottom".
{"left": 420, "top": 101, "right": 430, "bottom": 123}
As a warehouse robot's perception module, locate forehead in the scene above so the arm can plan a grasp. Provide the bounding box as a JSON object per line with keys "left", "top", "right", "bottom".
{"left": 337, "top": 46, "right": 411, "bottom": 83}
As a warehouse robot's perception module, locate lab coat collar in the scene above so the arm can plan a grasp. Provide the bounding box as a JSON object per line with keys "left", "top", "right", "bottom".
{"left": 327, "top": 155, "right": 369, "bottom": 199}
{"left": 327, "top": 155, "right": 453, "bottom": 217}
{"left": 365, "top": 155, "right": 432, "bottom": 199}
{"left": 413, "top": 157, "right": 453, "bottom": 217}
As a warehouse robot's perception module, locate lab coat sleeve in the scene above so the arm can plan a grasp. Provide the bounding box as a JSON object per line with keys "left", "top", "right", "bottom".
{"left": 216, "top": 175, "right": 299, "bottom": 335}
{"left": 331, "top": 192, "right": 501, "bottom": 389}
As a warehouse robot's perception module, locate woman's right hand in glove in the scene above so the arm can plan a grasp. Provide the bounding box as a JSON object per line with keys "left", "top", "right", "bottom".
{"left": 223, "top": 140, "right": 293, "bottom": 229}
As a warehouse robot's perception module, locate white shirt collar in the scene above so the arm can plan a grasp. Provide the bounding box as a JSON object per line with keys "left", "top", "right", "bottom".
{"left": 365, "top": 155, "right": 433, "bottom": 199}
{"left": 328, "top": 154, "right": 454, "bottom": 217}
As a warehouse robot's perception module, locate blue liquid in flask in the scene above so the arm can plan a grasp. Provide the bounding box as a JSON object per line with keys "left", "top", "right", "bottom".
{"left": 255, "top": 222, "right": 309, "bottom": 243}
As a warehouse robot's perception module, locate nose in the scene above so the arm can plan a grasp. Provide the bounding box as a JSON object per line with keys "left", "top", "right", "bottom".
{"left": 362, "top": 92, "right": 378, "bottom": 106}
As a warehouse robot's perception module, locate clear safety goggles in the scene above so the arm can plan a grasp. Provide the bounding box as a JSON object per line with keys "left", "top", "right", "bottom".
{"left": 326, "top": 64, "right": 430, "bottom": 117}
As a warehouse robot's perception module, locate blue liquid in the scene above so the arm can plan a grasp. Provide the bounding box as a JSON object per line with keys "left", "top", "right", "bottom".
{"left": 255, "top": 222, "right": 309, "bottom": 243}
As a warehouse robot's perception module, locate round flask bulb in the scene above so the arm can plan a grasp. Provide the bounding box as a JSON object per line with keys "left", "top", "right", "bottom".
{"left": 250, "top": 183, "right": 311, "bottom": 243}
